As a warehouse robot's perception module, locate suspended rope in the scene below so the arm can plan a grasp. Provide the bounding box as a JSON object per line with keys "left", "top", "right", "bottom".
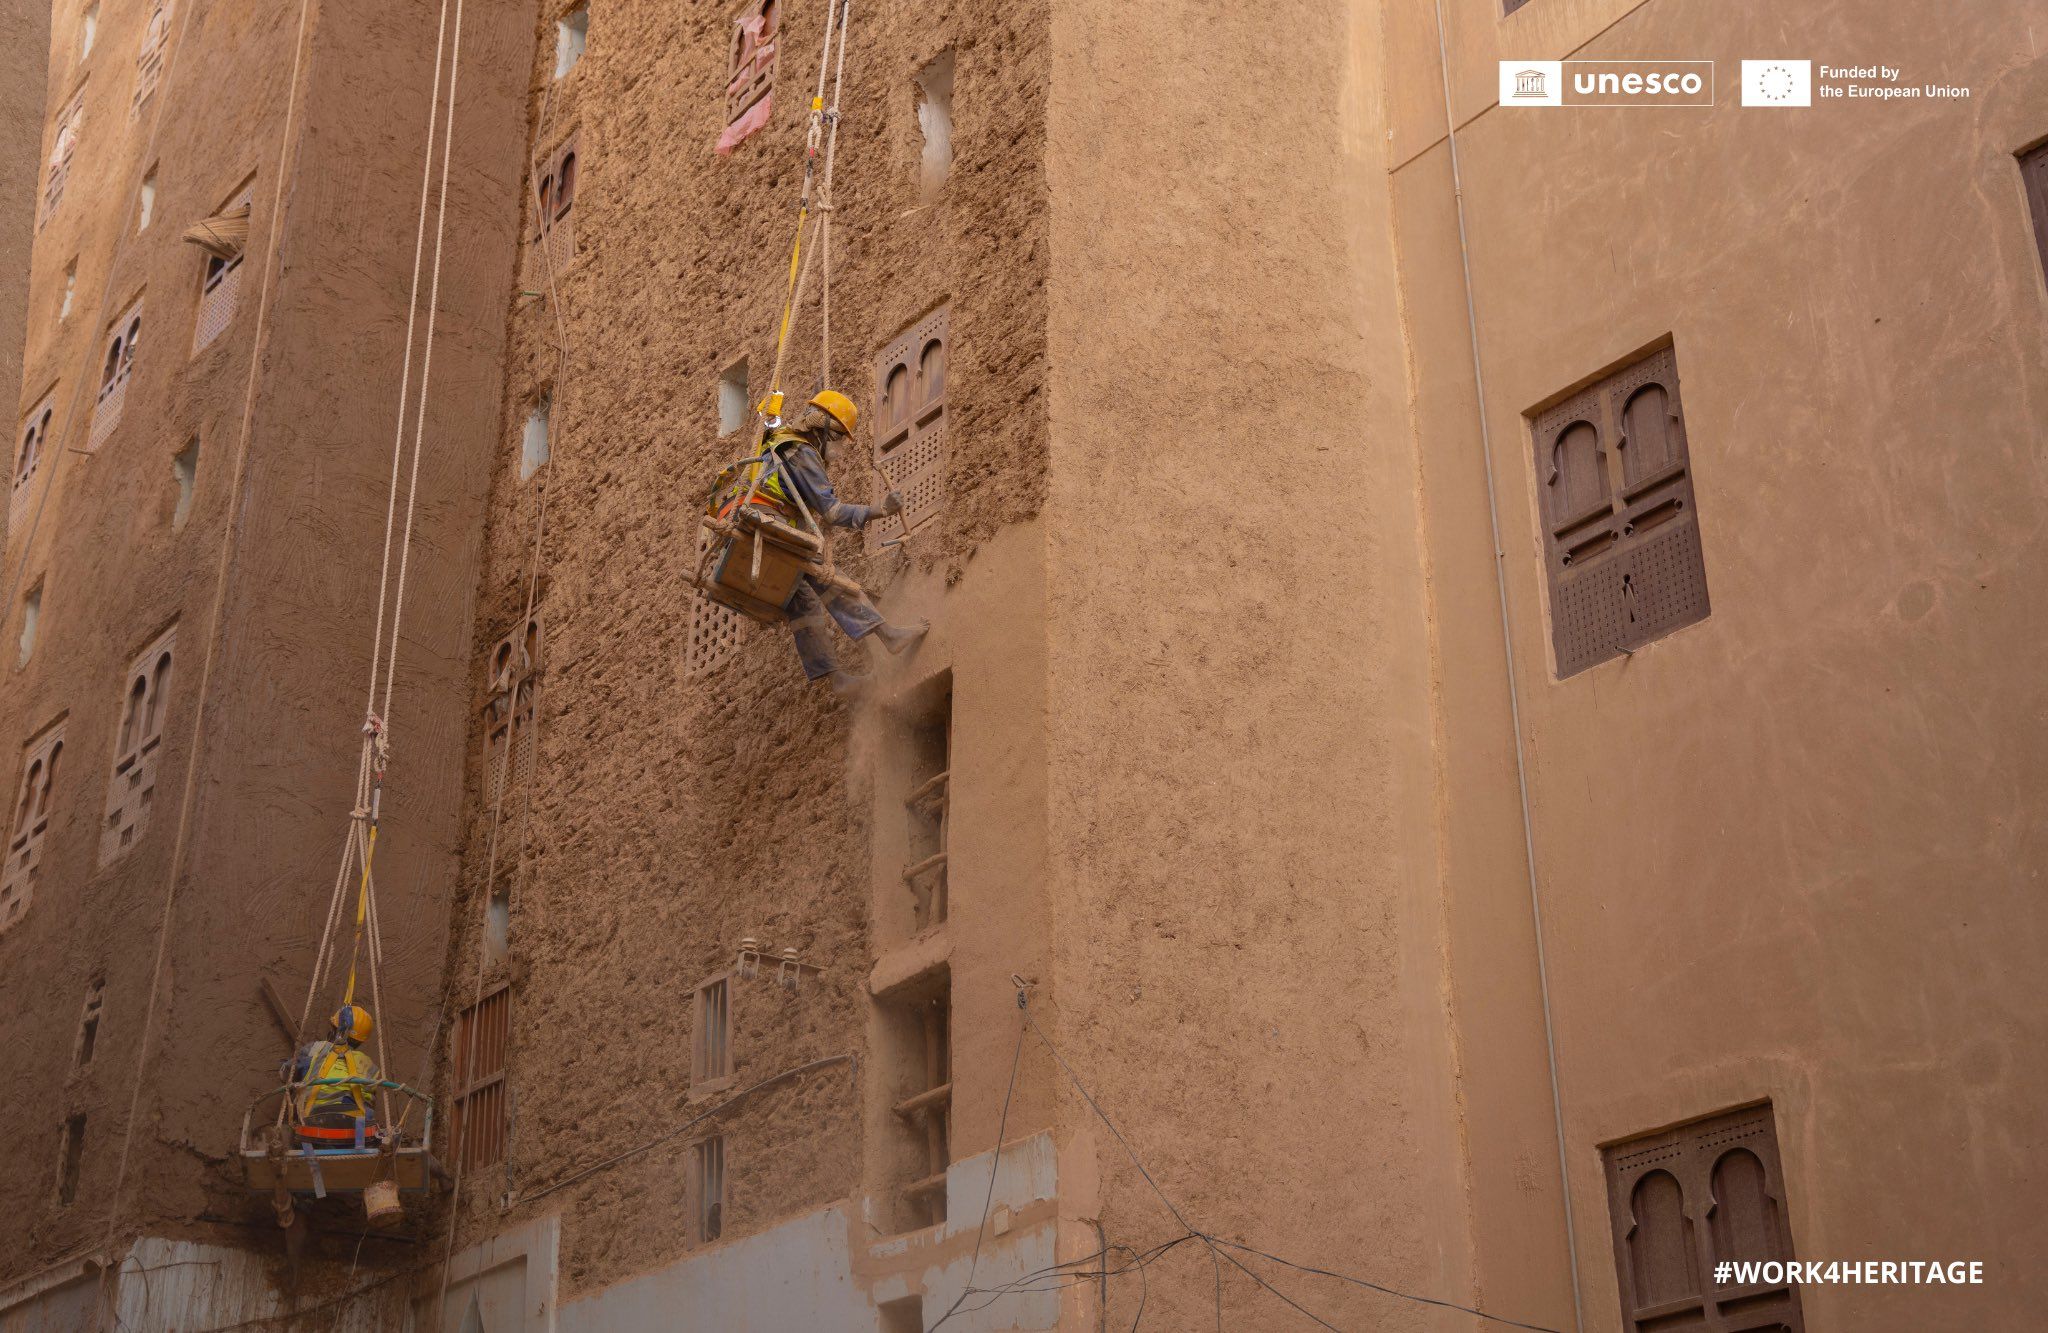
{"left": 705, "top": 0, "right": 911, "bottom": 604}
{"left": 278, "top": 0, "right": 466, "bottom": 1150}
{"left": 436, "top": 43, "right": 577, "bottom": 1330}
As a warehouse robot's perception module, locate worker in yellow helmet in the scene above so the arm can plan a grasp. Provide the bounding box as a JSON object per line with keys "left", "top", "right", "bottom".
{"left": 280, "top": 1004, "right": 382, "bottom": 1149}
{"left": 720, "top": 390, "right": 927, "bottom": 694}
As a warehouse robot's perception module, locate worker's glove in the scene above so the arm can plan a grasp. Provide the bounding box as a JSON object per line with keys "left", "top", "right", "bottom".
{"left": 881, "top": 490, "right": 904, "bottom": 516}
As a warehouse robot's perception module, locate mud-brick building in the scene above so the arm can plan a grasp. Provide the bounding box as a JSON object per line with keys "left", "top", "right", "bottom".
{"left": 0, "top": 0, "right": 533, "bottom": 1323}
{"left": 4, "top": 0, "right": 2047, "bottom": 1329}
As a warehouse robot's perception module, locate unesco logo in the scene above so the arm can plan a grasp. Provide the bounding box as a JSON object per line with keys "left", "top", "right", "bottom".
{"left": 1497, "top": 60, "right": 1712, "bottom": 108}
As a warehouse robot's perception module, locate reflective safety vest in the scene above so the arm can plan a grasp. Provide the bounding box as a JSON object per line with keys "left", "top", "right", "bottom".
{"left": 292, "top": 1040, "right": 377, "bottom": 1122}
{"left": 709, "top": 428, "right": 807, "bottom": 518}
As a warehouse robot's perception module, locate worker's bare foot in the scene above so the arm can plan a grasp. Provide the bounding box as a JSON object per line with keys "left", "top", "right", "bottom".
{"left": 827, "top": 669, "right": 870, "bottom": 698}
{"left": 877, "top": 620, "right": 928, "bottom": 656}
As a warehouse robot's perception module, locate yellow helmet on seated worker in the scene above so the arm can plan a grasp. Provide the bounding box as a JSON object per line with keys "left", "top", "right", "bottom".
{"left": 330, "top": 1004, "right": 373, "bottom": 1044}
{"left": 808, "top": 390, "right": 858, "bottom": 437}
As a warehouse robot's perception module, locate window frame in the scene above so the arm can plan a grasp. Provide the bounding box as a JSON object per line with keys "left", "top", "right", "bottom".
{"left": 690, "top": 972, "right": 735, "bottom": 1094}
{"left": 449, "top": 983, "right": 513, "bottom": 1171}
{"left": 725, "top": 0, "right": 780, "bottom": 128}
{"left": 101, "top": 624, "right": 175, "bottom": 865}
{"left": 865, "top": 306, "right": 950, "bottom": 553}
{"left": 1601, "top": 1102, "right": 1804, "bottom": 1332}
{"left": 1529, "top": 343, "right": 1709, "bottom": 678}
{"left": 2, "top": 718, "right": 67, "bottom": 937}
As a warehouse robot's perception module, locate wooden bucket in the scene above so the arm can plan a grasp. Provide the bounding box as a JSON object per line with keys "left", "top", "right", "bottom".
{"left": 364, "top": 1177, "right": 402, "bottom": 1224}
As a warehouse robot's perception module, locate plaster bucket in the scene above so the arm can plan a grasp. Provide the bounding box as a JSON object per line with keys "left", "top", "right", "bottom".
{"left": 364, "top": 1178, "right": 402, "bottom": 1224}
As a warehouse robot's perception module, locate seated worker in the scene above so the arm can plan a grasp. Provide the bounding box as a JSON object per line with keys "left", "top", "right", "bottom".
{"left": 723, "top": 390, "right": 927, "bottom": 694}
{"left": 281, "top": 1004, "right": 381, "bottom": 1149}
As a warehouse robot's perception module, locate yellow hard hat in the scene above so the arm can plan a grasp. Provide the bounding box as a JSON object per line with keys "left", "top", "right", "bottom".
{"left": 808, "top": 390, "right": 858, "bottom": 436}
{"left": 331, "top": 1004, "right": 373, "bottom": 1043}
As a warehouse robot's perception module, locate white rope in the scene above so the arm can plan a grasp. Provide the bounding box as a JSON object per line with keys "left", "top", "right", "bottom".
{"left": 817, "top": 0, "right": 853, "bottom": 381}
{"left": 435, "top": 72, "right": 572, "bottom": 1321}
{"left": 380, "top": 0, "right": 467, "bottom": 731}
{"left": 361, "top": 0, "right": 455, "bottom": 723}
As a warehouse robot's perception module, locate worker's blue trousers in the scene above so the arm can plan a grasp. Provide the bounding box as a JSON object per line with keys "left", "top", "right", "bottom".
{"left": 787, "top": 576, "right": 884, "bottom": 679}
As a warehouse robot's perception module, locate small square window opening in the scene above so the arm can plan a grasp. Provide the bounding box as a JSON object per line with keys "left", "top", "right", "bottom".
{"left": 692, "top": 1135, "right": 726, "bottom": 1244}
{"left": 521, "top": 399, "right": 550, "bottom": 480}
{"left": 718, "top": 359, "right": 749, "bottom": 435}
{"left": 915, "top": 53, "right": 953, "bottom": 198}
{"left": 17, "top": 583, "right": 42, "bottom": 667}
{"left": 171, "top": 437, "right": 198, "bottom": 528}
{"left": 555, "top": 6, "right": 588, "bottom": 79}
{"left": 57, "top": 1114, "right": 85, "bottom": 1205}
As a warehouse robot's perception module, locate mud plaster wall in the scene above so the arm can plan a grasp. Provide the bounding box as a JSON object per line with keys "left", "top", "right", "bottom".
{"left": 0, "top": 0, "right": 531, "bottom": 1283}
{"left": 1042, "top": 0, "right": 1473, "bottom": 1328}
{"left": 0, "top": 0, "right": 45, "bottom": 536}
{"left": 1385, "top": 0, "right": 2048, "bottom": 1328}
{"left": 436, "top": 0, "right": 1047, "bottom": 1298}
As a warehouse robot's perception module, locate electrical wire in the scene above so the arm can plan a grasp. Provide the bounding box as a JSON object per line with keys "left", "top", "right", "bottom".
{"left": 1210, "top": 1240, "right": 1564, "bottom": 1333}
{"left": 997, "top": 1005, "right": 1563, "bottom": 1333}
{"left": 924, "top": 1001, "right": 1025, "bottom": 1331}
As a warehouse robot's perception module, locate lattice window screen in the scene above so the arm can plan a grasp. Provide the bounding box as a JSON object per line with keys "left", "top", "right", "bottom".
{"left": 482, "top": 618, "right": 540, "bottom": 810}
{"left": 1, "top": 722, "right": 64, "bottom": 936}
{"left": 1531, "top": 345, "right": 1708, "bottom": 678}
{"left": 726, "top": 0, "right": 779, "bottom": 126}
{"left": 1602, "top": 1104, "right": 1804, "bottom": 1332}
{"left": 42, "top": 89, "right": 84, "bottom": 228}
{"left": 13, "top": 394, "right": 55, "bottom": 535}
{"left": 90, "top": 303, "right": 142, "bottom": 452}
{"left": 101, "top": 625, "right": 174, "bottom": 864}
{"left": 132, "top": 2, "right": 172, "bottom": 118}
{"left": 685, "top": 529, "right": 746, "bottom": 678}
{"left": 193, "top": 188, "right": 251, "bottom": 353}
{"left": 867, "top": 307, "right": 948, "bottom": 553}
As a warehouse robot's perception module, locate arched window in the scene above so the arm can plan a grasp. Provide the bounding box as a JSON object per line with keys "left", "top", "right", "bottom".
{"left": 146, "top": 651, "right": 171, "bottom": 734}
{"left": 103, "top": 627, "right": 175, "bottom": 864}
{"left": 883, "top": 364, "right": 909, "bottom": 431}
{"left": 2, "top": 724, "right": 65, "bottom": 935}
{"left": 919, "top": 338, "right": 946, "bottom": 405}
{"left": 1707, "top": 1147, "right": 1783, "bottom": 1266}
{"left": 1620, "top": 381, "right": 1680, "bottom": 484}
{"left": 132, "top": 1, "right": 172, "bottom": 116}
{"left": 100, "top": 334, "right": 124, "bottom": 400}
{"left": 865, "top": 307, "right": 950, "bottom": 552}
{"left": 122, "top": 674, "right": 147, "bottom": 751}
{"left": 16, "top": 406, "right": 50, "bottom": 490}
{"left": 14, "top": 759, "right": 41, "bottom": 838}
{"left": 531, "top": 135, "right": 579, "bottom": 275}
{"left": 1626, "top": 1169, "right": 1698, "bottom": 1309}
{"left": 555, "top": 153, "right": 577, "bottom": 219}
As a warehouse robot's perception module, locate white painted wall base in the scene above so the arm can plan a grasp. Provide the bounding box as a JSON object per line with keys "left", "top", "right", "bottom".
{"left": 560, "top": 1132, "right": 1060, "bottom": 1332}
